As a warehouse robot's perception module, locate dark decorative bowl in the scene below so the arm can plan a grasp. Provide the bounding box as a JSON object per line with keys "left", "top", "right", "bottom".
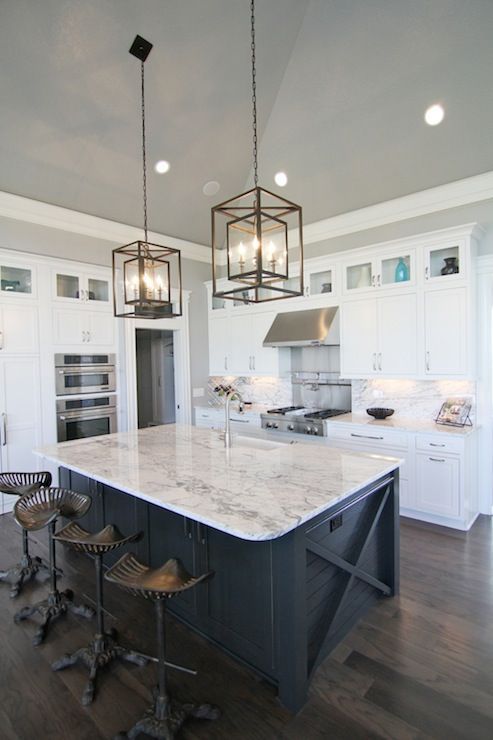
{"left": 366, "top": 407, "right": 394, "bottom": 420}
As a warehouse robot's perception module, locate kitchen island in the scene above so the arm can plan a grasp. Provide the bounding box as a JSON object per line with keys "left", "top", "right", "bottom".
{"left": 36, "top": 424, "right": 401, "bottom": 712}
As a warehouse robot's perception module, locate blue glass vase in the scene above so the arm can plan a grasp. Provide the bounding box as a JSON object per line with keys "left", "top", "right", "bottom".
{"left": 395, "top": 257, "right": 409, "bottom": 283}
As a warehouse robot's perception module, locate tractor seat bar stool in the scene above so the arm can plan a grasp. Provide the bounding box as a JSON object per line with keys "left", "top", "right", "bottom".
{"left": 52, "top": 522, "right": 148, "bottom": 705}
{"left": 13, "top": 487, "right": 95, "bottom": 645}
{"left": 0, "top": 471, "right": 52, "bottom": 597}
{"left": 105, "top": 552, "right": 220, "bottom": 740}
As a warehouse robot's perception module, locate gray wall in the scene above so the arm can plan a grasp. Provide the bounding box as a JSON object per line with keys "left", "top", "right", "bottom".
{"left": 0, "top": 215, "right": 211, "bottom": 393}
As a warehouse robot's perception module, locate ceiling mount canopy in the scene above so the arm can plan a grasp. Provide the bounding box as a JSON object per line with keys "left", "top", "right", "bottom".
{"left": 112, "top": 35, "right": 182, "bottom": 319}
{"left": 211, "top": 0, "right": 304, "bottom": 304}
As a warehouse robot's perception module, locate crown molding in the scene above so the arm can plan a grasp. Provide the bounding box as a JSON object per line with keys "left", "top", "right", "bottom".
{"left": 0, "top": 190, "right": 212, "bottom": 264}
{"left": 301, "top": 171, "right": 493, "bottom": 246}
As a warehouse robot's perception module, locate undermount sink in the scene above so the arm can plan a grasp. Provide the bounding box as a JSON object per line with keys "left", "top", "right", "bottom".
{"left": 233, "top": 435, "right": 292, "bottom": 451}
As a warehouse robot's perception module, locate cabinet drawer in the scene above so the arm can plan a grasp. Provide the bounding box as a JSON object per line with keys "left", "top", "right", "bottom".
{"left": 327, "top": 423, "right": 409, "bottom": 450}
{"left": 416, "top": 434, "right": 464, "bottom": 455}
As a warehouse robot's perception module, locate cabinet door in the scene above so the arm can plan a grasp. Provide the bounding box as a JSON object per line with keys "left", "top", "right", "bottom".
{"left": 54, "top": 271, "right": 82, "bottom": 302}
{"left": 416, "top": 453, "right": 460, "bottom": 517}
{"left": 0, "top": 304, "right": 38, "bottom": 353}
{"left": 87, "top": 312, "right": 115, "bottom": 346}
{"left": 340, "top": 298, "right": 378, "bottom": 376}
{"left": 250, "top": 310, "right": 279, "bottom": 375}
{"left": 86, "top": 276, "right": 110, "bottom": 307}
{"left": 424, "top": 288, "right": 467, "bottom": 375}
{"left": 377, "top": 293, "right": 417, "bottom": 375}
{"left": 0, "top": 357, "right": 42, "bottom": 513}
{"left": 52, "top": 308, "right": 86, "bottom": 346}
{"left": 101, "top": 484, "right": 148, "bottom": 565}
{"left": 229, "top": 314, "right": 253, "bottom": 374}
{"left": 199, "top": 526, "right": 274, "bottom": 675}
{"left": 148, "top": 507, "right": 199, "bottom": 619}
{"left": 209, "top": 316, "right": 231, "bottom": 375}
{"left": 61, "top": 469, "right": 104, "bottom": 534}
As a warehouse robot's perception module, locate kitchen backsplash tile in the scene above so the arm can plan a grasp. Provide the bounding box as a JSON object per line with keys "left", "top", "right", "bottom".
{"left": 208, "top": 376, "right": 292, "bottom": 407}
{"left": 352, "top": 379, "right": 476, "bottom": 422}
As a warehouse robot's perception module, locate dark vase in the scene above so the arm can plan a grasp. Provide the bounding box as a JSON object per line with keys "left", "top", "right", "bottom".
{"left": 440, "top": 257, "right": 459, "bottom": 275}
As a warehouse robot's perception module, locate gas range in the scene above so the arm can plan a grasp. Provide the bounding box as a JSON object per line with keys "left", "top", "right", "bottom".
{"left": 260, "top": 407, "right": 350, "bottom": 437}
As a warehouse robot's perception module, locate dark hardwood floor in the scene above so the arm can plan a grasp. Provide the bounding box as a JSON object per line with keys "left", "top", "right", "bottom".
{"left": 1, "top": 513, "right": 492, "bottom": 739}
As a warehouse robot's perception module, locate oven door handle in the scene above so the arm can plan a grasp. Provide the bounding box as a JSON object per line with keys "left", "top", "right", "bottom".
{"left": 57, "top": 411, "right": 117, "bottom": 422}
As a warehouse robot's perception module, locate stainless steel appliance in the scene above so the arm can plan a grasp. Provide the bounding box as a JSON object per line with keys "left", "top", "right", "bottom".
{"left": 55, "top": 353, "right": 116, "bottom": 396}
{"left": 56, "top": 395, "right": 117, "bottom": 442}
{"left": 261, "top": 406, "right": 349, "bottom": 437}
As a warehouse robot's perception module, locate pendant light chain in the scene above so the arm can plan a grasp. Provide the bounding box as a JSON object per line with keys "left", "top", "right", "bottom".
{"left": 250, "top": 0, "right": 259, "bottom": 187}
{"left": 140, "top": 60, "right": 149, "bottom": 248}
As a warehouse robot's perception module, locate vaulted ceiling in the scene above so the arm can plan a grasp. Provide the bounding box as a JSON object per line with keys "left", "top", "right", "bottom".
{"left": 1, "top": 0, "right": 493, "bottom": 246}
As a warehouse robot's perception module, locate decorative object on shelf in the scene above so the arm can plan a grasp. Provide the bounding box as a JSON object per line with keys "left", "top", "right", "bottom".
{"left": 394, "top": 257, "right": 409, "bottom": 283}
{"left": 366, "top": 407, "right": 395, "bottom": 419}
{"left": 112, "top": 35, "right": 182, "bottom": 319}
{"left": 435, "top": 397, "right": 472, "bottom": 427}
{"left": 211, "top": 0, "right": 304, "bottom": 304}
{"left": 321, "top": 282, "right": 332, "bottom": 293}
{"left": 440, "top": 256, "right": 459, "bottom": 275}
{"left": 356, "top": 264, "right": 372, "bottom": 288}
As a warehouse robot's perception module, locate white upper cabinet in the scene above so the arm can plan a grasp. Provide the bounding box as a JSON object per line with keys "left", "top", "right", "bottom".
{"left": 0, "top": 304, "right": 38, "bottom": 354}
{"left": 342, "top": 248, "right": 416, "bottom": 296}
{"left": 423, "top": 239, "right": 466, "bottom": 286}
{"left": 53, "top": 268, "right": 111, "bottom": 308}
{"left": 424, "top": 287, "right": 467, "bottom": 377}
{"left": 53, "top": 308, "right": 115, "bottom": 348}
{"left": 0, "top": 261, "right": 35, "bottom": 298}
{"left": 209, "top": 315, "right": 231, "bottom": 375}
{"left": 229, "top": 310, "right": 278, "bottom": 376}
{"left": 341, "top": 293, "right": 417, "bottom": 378}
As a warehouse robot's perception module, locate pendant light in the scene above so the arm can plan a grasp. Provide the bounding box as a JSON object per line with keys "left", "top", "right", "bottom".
{"left": 211, "top": 0, "right": 304, "bottom": 303}
{"left": 113, "top": 35, "right": 182, "bottom": 319}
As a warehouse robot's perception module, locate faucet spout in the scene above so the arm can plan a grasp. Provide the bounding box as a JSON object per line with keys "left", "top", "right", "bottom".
{"left": 224, "top": 390, "right": 244, "bottom": 448}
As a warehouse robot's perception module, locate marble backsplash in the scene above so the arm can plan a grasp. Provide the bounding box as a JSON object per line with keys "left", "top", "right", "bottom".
{"left": 207, "top": 376, "right": 292, "bottom": 407}
{"left": 352, "top": 379, "right": 476, "bottom": 422}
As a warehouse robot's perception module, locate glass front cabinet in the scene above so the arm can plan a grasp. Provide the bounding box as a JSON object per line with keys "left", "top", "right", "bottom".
{"left": 342, "top": 249, "right": 416, "bottom": 295}
{"left": 53, "top": 269, "right": 110, "bottom": 307}
{"left": 423, "top": 240, "right": 466, "bottom": 285}
{"left": 0, "top": 262, "right": 35, "bottom": 298}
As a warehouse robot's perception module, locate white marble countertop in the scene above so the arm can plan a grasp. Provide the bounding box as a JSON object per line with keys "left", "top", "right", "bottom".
{"left": 194, "top": 402, "right": 269, "bottom": 416}
{"left": 328, "top": 413, "right": 477, "bottom": 436}
{"left": 35, "top": 425, "right": 400, "bottom": 542}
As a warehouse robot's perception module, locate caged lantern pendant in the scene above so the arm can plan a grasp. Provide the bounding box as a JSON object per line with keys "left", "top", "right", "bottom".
{"left": 113, "top": 35, "right": 182, "bottom": 319}
{"left": 211, "top": 0, "right": 304, "bottom": 304}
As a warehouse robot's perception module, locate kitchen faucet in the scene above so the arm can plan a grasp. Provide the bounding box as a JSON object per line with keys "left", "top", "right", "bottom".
{"left": 224, "top": 390, "right": 244, "bottom": 448}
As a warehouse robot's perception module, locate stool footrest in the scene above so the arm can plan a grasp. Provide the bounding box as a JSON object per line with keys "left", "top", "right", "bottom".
{"left": 14, "top": 589, "right": 94, "bottom": 645}
{"left": 52, "top": 632, "right": 148, "bottom": 705}
{"left": 0, "top": 555, "right": 50, "bottom": 598}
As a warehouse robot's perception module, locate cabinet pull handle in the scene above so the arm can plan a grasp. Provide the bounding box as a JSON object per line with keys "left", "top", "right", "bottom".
{"left": 429, "top": 442, "right": 445, "bottom": 447}
{"left": 371, "top": 274, "right": 376, "bottom": 287}
{"left": 224, "top": 356, "right": 228, "bottom": 371}
{"left": 429, "top": 457, "right": 445, "bottom": 462}
{"left": 377, "top": 274, "right": 381, "bottom": 287}
{"left": 183, "top": 518, "right": 193, "bottom": 539}
{"left": 377, "top": 352, "right": 382, "bottom": 371}
{"left": 425, "top": 266, "right": 429, "bottom": 280}
{"left": 351, "top": 432, "right": 384, "bottom": 440}
{"left": 249, "top": 356, "right": 252, "bottom": 370}
{"left": 82, "top": 330, "right": 86, "bottom": 343}
{"left": 1, "top": 413, "right": 6, "bottom": 446}
{"left": 252, "top": 355, "right": 255, "bottom": 371}
{"left": 196, "top": 522, "right": 206, "bottom": 545}
{"left": 87, "top": 330, "right": 91, "bottom": 342}
{"left": 425, "top": 351, "right": 430, "bottom": 371}
{"left": 0, "top": 330, "right": 3, "bottom": 350}
{"left": 372, "top": 353, "right": 377, "bottom": 371}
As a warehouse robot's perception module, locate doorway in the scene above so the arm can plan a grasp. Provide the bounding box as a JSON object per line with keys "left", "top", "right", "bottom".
{"left": 135, "top": 329, "right": 175, "bottom": 429}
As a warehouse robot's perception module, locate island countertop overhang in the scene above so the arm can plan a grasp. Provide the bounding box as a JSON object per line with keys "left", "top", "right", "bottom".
{"left": 35, "top": 425, "right": 401, "bottom": 542}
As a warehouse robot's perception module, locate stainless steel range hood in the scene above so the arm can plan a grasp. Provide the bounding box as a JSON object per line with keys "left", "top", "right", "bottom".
{"left": 263, "top": 307, "right": 340, "bottom": 347}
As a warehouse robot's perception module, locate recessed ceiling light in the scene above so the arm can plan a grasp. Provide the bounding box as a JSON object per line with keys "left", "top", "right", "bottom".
{"left": 424, "top": 104, "right": 445, "bottom": 126}
{"left": 274, "top": 171, "right": 288, "bottom": 187}
{"left": 154, "top": 159, "right": 170, "bottom": 174}
{"left": 203, "top": 180, "right": 220, "bottom": 196}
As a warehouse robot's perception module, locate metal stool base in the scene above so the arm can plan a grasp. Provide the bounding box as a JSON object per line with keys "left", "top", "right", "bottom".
{"left": 14, "top": 588, "right": 95, "bottom": 646}
{"left": 53, "top": 630, "right": 148, "bottom": 705}
{"left": 116, "top": 694, "right": 220, "bottom": 739}
{"left": 0, "top": 554, "right": 50, "bottom": 598}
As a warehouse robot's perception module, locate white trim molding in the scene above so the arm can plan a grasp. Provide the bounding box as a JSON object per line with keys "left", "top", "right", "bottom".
{"left": 0, "top": 190, "right": 212, "bottom": 264}
{"left": 302, "top": 171, "right": 493, "bottom": 245}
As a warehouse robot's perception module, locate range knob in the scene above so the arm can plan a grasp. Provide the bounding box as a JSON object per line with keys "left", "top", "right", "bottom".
{"left": 273, "top": 422, "right": 279, "bottom": 429}
{"left": 305, "top": 425, "right": 312, "bottom": 434}
{"left": 287, "top": 423, "right": 295, "bottom": 431}
{"left": 266, "top": 422, "right": 273, "bottom": 429}
{"left": 313, "top": 427, "right": 319, "bottom": 435}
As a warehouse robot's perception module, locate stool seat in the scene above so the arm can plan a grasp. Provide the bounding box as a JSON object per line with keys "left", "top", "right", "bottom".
{"left": 14, "top": 488, "right": 91, "bottom": 532}
{"left": 0, "top": 471, "right": 52, "bottom": 498}
{"left": 54, "top": 523, "right": 141, "bottom": 555}
{"left": 105, "top": 552, "right": 211, "bottom": 599}
{"left": 0, "top": 471, "right": 52, "bottom": 598}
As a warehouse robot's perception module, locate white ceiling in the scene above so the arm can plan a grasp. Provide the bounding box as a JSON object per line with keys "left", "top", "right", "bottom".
{"left": 1, "top": 0, "right": 493, "bottom": 246}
